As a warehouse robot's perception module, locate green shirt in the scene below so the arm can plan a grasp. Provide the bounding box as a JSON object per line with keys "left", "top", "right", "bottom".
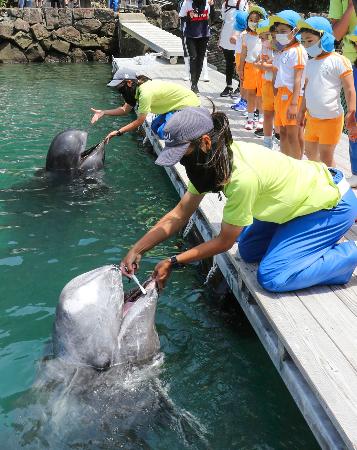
{"left": 187, "top": 142, "right": 341, "bottom": 227}
{"left": 136, "top": 80, "right": 200, "bottom": 115}
{"left": 329, "top": 0, "right": 357, "bottom": 62}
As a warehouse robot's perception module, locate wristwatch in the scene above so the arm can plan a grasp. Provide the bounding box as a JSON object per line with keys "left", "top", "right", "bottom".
{"left": 116, "top": 130, "right": 123, "bottom": 137}
{"left": 168, "top": 255, "right": 182, "bottom": 269}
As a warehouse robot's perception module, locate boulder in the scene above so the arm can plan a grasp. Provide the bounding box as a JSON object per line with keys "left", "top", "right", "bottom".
{"left": 70, "top": 47, "right": 87, "bottom": 62}
{"left": 99, "top": 21, "right": 115, "bottom": 37}
{"left": 44, "top": 8, "right": 59, "bottom": 30}
{"left": 12, "top": 31, "right": 32, "bottom": 50}
{"left": 8, "top": 8, "right": 24, "bottom": 19}
{"left": 31, "top": 23, "right": 50, "bottom": 40}
{"left": 58, "top": 9, "right": 72, "bottom": 27}
{"left": 23, "top": 8, "right": 42, "bottom": 25}
{"left": 75, "top": 18, "right": 101, "bottom": 33}
{"left": 161, "top": 10, "right": 179, "bottom": 30}
{"left": 14, "top": 18, "right": 30, "bottom": 33}
{"left": 41, "top": 38, "right": 53, "bottom": 52}
{"left": 97, "top": 36, "right": 111, "bottom": 51}
{"left": 146, "top": 17, "right": 162, "bottom": 28}
{"left": 0, "top": 22, "right": 14, "bottom": 40}
{"left": 51, "top": 39, "right": 71, "bottom": 54}
{"left": 26, "top": 42, "right": 45, "bottom": 61}
{"left": 53, "top": 25, "right": 80, "bottom": 44}
{"left": 93, "top": 9, "right": 114, "bottom": 22}
{"left": 73, "top": 8, "right": 94, "bottom": 20}
{"left": 93, "top": 49, "right": 108, "bottom": 62}
{"left": 78, "top": 33, "right": 100, "bottom": 48}
{"left": 143, "top": 4, "right": 161, "bottom": 19}
{"left": 0, "top": 41, "right": 27, "bottom": 63}
{"left": 45, "top": 52, "right": 70, "bottom": 63}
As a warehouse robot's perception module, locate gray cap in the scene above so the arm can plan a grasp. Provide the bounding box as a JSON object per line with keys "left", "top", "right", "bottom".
{"left": 107, "top": 67, "right": 137, "bottom": 87}
{"left": 155, "top": 107, "right": 214, "bottom": 167}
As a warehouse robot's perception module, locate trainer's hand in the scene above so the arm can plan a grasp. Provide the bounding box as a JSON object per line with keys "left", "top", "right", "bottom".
{"left": 152, "top": 259, "right": 172, "bottom": 291}
{"left": 120, "top": 250, "right": 142, "bottom": 277}
{"left": 91, "top": 108, "right": 105, "bottom": 124}
{"left": 287, "top": 103, "right": 298, "bottom": 120}
{"left": 104, "top": 130, "right": 120, "bottom": 144}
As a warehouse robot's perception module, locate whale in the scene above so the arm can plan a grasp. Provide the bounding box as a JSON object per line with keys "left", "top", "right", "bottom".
{"left": 53, "top": 265, "right": 160, "bottom": 370}
{"left": 1, "top": 266, "right": 208, "bottom": 448}
{"left": 46, "top": 129, "right": 106, "bottom": 173}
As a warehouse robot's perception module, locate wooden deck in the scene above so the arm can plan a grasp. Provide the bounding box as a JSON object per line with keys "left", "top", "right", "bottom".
{"left": 112, "top": 56, "right": 357, "bottom": 450}
{"left": 119, "top": 14, "right": 184, "bottom": 62}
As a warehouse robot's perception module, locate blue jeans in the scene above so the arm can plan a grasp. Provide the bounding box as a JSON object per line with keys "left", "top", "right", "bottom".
{"left": 238, "top": 170, "right": 357, "bottom": 292}
{"left": 18, "top": 0, "right": 32, "bottom": 6}
{"left": 350, "top": 66, "right": 357, "bottom": 175}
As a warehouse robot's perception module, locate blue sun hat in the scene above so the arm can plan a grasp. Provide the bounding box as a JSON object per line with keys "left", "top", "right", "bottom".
{"left": 248, "top": 5, "right": 267, "bottom": 20}
{"left": 256, "top": 18, "right": 270, "bottom": 35}
{"left": 269, "top": 10, "right": 302, "bottom": 29}
{"left": 346, "top": 25, "right": 357, "bottom": 43}
{"left": 234, "top": 10, "right": 249, "bottom": 32}
{"left": 297, "top": 16, "right": 335, "bottom": 52}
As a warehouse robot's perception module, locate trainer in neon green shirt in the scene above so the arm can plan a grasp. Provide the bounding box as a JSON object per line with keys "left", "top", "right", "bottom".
{"left": 329, "top": 0, "right": 357, "bottom": 62}
{"left": 121, "top": 107, "right": 357, "bottom": 294}
{"left": 188, "top": 141, "right": 340, "bottom": 227}
{"left": 90, "top": 67, "right": 200, "bottom": 143}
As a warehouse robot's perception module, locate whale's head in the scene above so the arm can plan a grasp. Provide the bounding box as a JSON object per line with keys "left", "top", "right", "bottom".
{"left": 46, "top": 129, "right": 105, "bottom": 173}
{"left": 53, "top": 266, "right": 159, "bottom": 370}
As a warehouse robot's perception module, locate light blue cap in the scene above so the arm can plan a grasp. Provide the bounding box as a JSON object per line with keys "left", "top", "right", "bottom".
{"left": 298, "top": 16, "right": 335, "bottom": 52}
{"left": 248, "top": 5, "right": 267, "bottom": 20}
{"left": 234, "top": 10, "right": 248, "bottom": 32}
{"left": 256, "top": 18, "right": 270, "bottom": 34}
{"left": 269, "top": 10, "right": 302, "bottom": 29}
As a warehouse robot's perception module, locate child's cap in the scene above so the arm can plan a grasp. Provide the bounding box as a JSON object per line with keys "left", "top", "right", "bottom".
{"left": 298, "top": 16, "right": 335, "bottom": 52}
{"left": 346, "top": 25, "right": 357, "bottom": 43}
{"left": 234, "top": 10, "right": 249, "bottom": 32}
{"left": 269, "top": 10, "right": 302, "bottom": 29}
{"left": 297, "top": 16, "right": 333, "bottom": 35}
{"left": 256, "top": 19, "right": 270, "bottom": 35}
{"left": 248, "top": 5, "right": 267, "bottom": 20}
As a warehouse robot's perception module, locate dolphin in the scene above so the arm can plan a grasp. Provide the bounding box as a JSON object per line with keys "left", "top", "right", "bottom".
{"left": 53, "top": 265, "right": 160, "bottom": 370}
{"left": 46, "top": 129, "right": 106, "bottom": 173}
{"left": 2, "top": 266, "right": 209, "bottom": 448}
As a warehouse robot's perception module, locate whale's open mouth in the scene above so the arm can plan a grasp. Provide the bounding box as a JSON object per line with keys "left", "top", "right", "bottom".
{"left": 80, "top": 142, "right": 103, "bottom": 161}
{"left": 123, "top": 280, "right": 157, "bottom": 316}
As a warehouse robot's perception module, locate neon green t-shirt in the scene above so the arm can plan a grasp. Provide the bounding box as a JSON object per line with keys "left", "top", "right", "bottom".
{"left": 187, "top": 142, "right": 341, "bottom": 227}
{"left": 329, "top": 0, "right": 357, "bottom": 63}
{"left": 136, "top": 80, "right": 201, "bottom": 115}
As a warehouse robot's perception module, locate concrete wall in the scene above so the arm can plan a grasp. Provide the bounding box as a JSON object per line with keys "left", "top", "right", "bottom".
{"left": 0, "top": 8, "right": 118, "bottom": 62}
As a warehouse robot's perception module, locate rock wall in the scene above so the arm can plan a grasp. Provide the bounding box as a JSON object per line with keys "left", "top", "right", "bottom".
{"left": 0, "top": 8, "right": 118, "bottom": 63}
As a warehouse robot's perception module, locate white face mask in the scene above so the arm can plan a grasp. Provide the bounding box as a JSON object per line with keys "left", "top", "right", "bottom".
{"left": 248, "top": 21, "right": 257, "bottom": 31}
{"left": 305, "top": 40, "right": 323, "bottom": 58}
{"left": 275, "top": 32, "right": 294, "bottom": 46}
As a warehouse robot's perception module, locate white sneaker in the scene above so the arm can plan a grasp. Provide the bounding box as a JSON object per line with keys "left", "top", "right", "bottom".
{"left": 256, "top": 117, "right": 264, "bottom": 131}
{"left": 245, "top": 120, "right": 255, "bottom": 131}
{"left": 347, "top": 174, "right": 357, "bottom": 188}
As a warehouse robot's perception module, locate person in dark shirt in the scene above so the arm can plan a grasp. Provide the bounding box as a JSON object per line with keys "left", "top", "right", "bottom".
{"left": 179, "top": 0, "right": 213, "bottom": 94}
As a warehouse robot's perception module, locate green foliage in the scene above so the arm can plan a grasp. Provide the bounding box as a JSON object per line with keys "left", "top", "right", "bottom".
{"left": 0, "top": 0, "right": 8, "bottom": 6}
{"left": 260, "top": 0, "right": 330, "bottom": 14}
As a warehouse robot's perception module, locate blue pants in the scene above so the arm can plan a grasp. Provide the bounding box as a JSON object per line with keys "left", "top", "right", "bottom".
{"left": 350, "top": 66, "right": 357, "bottom": 175}
{"left": 109, "top": 0, "right": 119, "bottom": 12}
{"left": 238, "top": 171, "right": 357, "bottom": 292}
{"left": 151, "top": 112, "right": 176, "bottom": 139}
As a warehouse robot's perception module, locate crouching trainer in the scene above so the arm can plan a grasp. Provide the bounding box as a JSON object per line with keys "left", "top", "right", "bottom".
{"left": 91, "top": 68, "right": 201, "bottom": 142}
{"left": 121, "top": 107, "right": 357, "bottom": 292}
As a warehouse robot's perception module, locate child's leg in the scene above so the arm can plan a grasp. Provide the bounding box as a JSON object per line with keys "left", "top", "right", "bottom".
{"left": 278, "top": 126, "right": 288, "bottom": 154}
{"left": 285, "top": 125, "right": 303, "bottom": 159}
{"left": 246, "top": 90, "right": 256, "bottom": 114}
{"left": 304, "top": 141, "right": 319, "bottom": 161}
{"left": 263, "top": 110, "right": 274, "bottom": 148}
{"left": 319, "top": 144, "right": 337, "bottom": 167}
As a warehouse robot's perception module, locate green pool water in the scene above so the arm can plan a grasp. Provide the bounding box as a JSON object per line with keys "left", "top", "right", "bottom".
{"left": 0, "top": 63, "right": 319, "bottom": 449}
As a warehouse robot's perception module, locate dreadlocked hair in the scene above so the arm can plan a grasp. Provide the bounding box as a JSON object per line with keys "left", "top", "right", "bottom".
{"left": 204, "top": 111, "right": 233, "bottom": 187}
